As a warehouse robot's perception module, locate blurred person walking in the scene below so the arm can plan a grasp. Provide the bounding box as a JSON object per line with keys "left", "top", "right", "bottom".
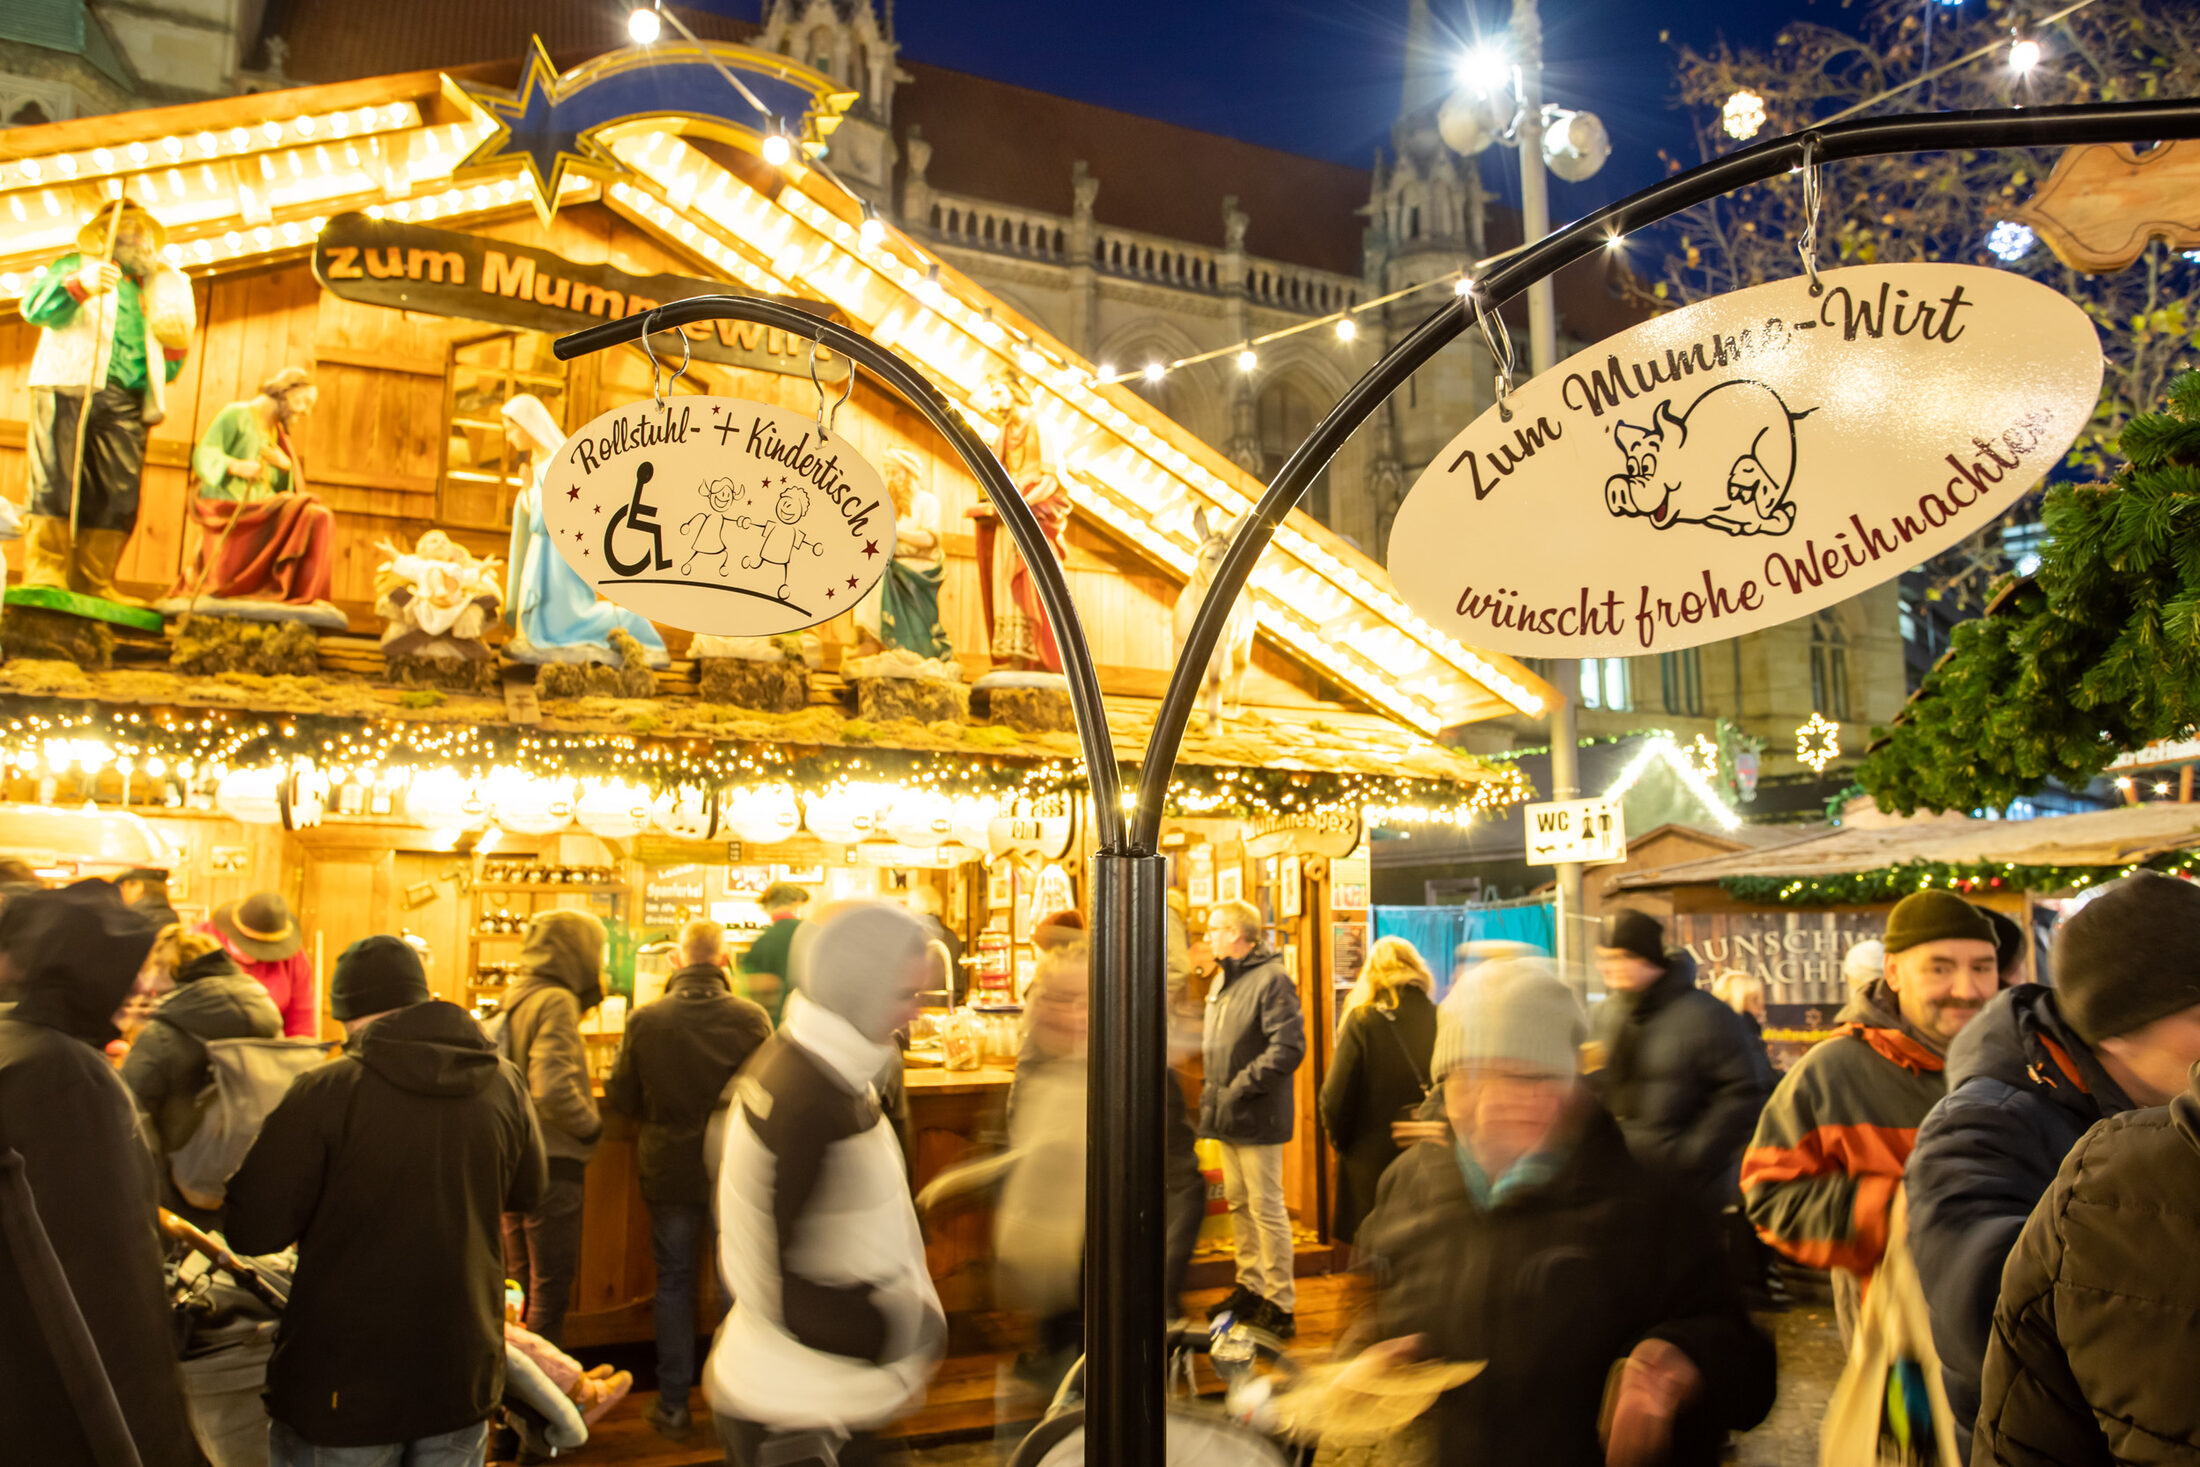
{"left": 738, "top": 882, "right": 809, "bottom": 1027}
{"left": 226, "top": 935, "right": 546, "bottom": 1466}
{"left": 0, "top": 879, "right": 194, "bottom": 1466}
{"left": 204, "top": 891, "right": 317, "bottom": 1038}
{"left": 1743, "top": 891, "right": 1999, "bottom": 1347}
{"left": 1321, "top": 935, "right": 1438, "bottom": 1244}
{"left": 1354, "top": 959, "right": 1775, "bottom": 1465}
{"left": 1592, "top": 910, "right": 1770, "bottom": 1212}
{"left": 1907, "top": 872, "right": 2200, "bottom": 1458}
{"left": 707, "top": 899, "right": 945, "bottom": 1467}
{"left": 1198, "top": 898, "right": 1307, "bottom": 1337}
{"left": 493, "top": 908, "right": 606, "bottom": 1345}
{"left": 604, "top": 918, "right": 772, "bottom": 1442}
{"left": 116, "top": 865, "right": 179, "bottom": 929}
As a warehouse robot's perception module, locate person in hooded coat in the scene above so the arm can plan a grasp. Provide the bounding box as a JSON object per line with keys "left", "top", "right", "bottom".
{"left": 1906, "top": 872, "right": 2200, "bottom": 1460}
{"left": 494, "top": 908, "right": 605, "bottom": 1346}
{"left": 1591, "top": 910, "right": 1771, "bottom": 1211}
{"left": 0, "top": 878, "right": 196, "bottom": 1467}
{"left": 121, "top": 925, "right": 285, "bottom": 1226}
{"left": 226, "top": 935, "right": 546, "bottom": 1463}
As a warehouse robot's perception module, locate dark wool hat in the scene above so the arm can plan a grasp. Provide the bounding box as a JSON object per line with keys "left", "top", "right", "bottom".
{"left": 330, "top": 934, "right": 431, "bottom": 1021}
{"left": 2051, "top": 871, "right": 2200, "bottom": 1045}
{"left": 1599, "top": 909, "right": 1666, "bottom": 966}
{"left": 1975, "top": 905, "right": 2027, "bottom": 976}
{"left": 1883, "top": 890, "right": 1997, "bottom": 954}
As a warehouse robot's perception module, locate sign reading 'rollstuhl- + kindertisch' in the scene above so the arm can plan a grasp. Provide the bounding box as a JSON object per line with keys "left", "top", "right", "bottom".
{"left": 1387, "top": 263, "right": 2103, "bottom": 655}
{"left": 544, "top": 397, "right": 893, "bottom": 637}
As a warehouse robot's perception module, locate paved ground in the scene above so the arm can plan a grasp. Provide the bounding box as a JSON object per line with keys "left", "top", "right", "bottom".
{"left": 892, "top": 1303, "right": 1846, "bottom": 1465}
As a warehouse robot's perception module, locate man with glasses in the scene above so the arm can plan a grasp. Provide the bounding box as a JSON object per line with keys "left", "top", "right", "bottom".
{"left": 1196, "top": 899, "right": 1305, "bottom": 1338}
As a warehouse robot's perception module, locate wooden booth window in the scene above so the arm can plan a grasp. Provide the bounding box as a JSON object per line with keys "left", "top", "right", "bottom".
{"left": 440, "top": 329, "right": 570, "bottom": 530}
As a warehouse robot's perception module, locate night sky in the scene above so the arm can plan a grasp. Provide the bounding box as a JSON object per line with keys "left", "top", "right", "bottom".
{"left": 694, "top": 0, "right": 1845, "bottom": 220}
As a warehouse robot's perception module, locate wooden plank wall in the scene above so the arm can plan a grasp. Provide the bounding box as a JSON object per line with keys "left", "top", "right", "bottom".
{"left": 0, "top": 204, "right": 1333, "bottom": 708}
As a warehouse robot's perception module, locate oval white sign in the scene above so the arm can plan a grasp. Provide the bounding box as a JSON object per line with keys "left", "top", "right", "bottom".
{"left": 543, "top": 396, "right": 894, "bottom": 637}
{"left": 1387, "top": 263, "right": 2102, "bottom": 656}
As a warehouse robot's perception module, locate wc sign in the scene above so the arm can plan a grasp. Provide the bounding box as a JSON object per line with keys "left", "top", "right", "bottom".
{"left": 1524, "top": 797, "right": 1627, "bottom": 867}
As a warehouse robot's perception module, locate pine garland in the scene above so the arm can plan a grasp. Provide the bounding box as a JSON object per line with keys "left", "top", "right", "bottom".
{"left": 1860, "top": 371, "right": 2200, "bottom": 814}
{"left": 1720, "top": 852, "right": 2200, "bottom": 907}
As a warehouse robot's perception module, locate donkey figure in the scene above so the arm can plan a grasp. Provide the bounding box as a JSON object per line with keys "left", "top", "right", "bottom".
{"left": 1171, "top": 506, "right": 1256, "bottom": 729}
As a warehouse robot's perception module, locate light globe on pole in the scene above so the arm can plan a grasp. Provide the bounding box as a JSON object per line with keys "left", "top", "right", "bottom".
{"left": 627, "top": 6, "right": 660, "bottom": 44}
{"left": 1722, "top": 89, "right": 1767, "bottom": 141}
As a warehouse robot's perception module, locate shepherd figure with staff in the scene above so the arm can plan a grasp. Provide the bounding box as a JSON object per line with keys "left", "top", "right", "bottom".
{"left": 18, "top": 197, "right": 194, "bottom": 605}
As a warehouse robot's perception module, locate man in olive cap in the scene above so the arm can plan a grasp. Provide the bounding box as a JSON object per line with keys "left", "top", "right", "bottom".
{"left": 227, "top": 935, "right": 545, "bottom": 1466}
{"left": 1742, "top": 888, "right": 1999, "bottom": 1346}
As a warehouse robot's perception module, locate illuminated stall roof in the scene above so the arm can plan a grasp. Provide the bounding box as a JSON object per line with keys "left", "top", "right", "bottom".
{"left": 0, "top": 38, "right": 1556, "bottom": 738}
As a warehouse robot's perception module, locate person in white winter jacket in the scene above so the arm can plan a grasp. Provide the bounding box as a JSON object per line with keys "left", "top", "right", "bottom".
{"left": 707, "top": 900, "right": 944, "bottom": 1466}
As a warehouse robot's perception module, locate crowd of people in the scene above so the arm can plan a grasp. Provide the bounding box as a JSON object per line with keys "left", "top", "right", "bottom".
{"left": 5, "top": 857, "right": 2200, "bottom": 1466}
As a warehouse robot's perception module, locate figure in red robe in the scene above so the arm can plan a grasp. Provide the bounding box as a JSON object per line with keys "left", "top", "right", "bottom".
{"left": 968, "top": 373, "right": 1069, "bottom": 673}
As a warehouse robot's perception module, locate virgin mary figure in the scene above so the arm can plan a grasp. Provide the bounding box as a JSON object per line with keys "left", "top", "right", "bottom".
{"left": 968, "top": 373, "right": 1068, "bottom": 674}
{"left": 500, "top": 393, "right": 668, "bottom": 664}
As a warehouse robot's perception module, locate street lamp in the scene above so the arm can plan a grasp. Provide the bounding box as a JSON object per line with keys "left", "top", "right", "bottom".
{"left": 2009, "top": 34, "right": 2043, "bottom": 74}
{"left": 1723, "top": 89, "right": 1767, "bottom": 141}
{"left": 1436, "top": 46, "right": 1609, "bottom": 185}
{"left": 627, "top": 5, "right": 661, "bottom": 45}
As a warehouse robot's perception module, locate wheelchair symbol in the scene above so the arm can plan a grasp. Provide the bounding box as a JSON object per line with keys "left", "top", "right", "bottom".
{"left": 604, "top": 460, "right": 672, "bottom": 576}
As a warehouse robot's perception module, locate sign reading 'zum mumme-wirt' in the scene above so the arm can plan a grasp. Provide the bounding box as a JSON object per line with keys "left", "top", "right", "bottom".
{"left": 1388, "top": 263, "right": 2103, "bottom": 656}
{"left": 311, "top": 212, "right": 848, "bottom": 380}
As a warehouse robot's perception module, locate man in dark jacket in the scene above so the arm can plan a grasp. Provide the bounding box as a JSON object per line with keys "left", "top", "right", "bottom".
{"left": 226, "top": 935, "right": 546, "bottom": 1465}
{"left": 1198, "top": 898, "right": 1306, "bottom": 1337}
{"left": 0, "top": 879, "right": 195, "bottom": 1467}
{"left": 495, "top": 907, "right": 605, "bottom": 1344}
{"left": 605, "top": 917, "right": 772, "bottom": 1442}
{"left": 120, "top": 930, "right": 283, "bottom": 1224}
{"left": 1908, "top": 872, "right": 2200, "bottom": 1459}
{"left": 1744, "top": 889, "right": 1998, "bottom": 1347}
{"left": 1592, "top": 909, "right": 1771, "bottom": 1210}
{"left": 1356, "top": 959, "right": 1775, "bottom": 1467}
{"left": 1973, "top": 1057, "right": 2200, "bottom": 1465}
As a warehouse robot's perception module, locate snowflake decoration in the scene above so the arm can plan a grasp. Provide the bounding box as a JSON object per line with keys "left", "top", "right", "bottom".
{"left": 1689, "top": 733, "right": 1721, "bottom": 784}
{"left": 1796, "top": 712, "right": 1841, "bottom": 774}
{"left": 1722, "top": 89, "right": 1766, "bottom": 142}
{"left": 1985, "top": 221, "right": 2036, "bottom": 263}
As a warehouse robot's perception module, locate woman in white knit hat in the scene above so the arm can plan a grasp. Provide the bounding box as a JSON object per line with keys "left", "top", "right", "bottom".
{"left": 1352, "top": 959, "right": 1776, "bottom": 1467}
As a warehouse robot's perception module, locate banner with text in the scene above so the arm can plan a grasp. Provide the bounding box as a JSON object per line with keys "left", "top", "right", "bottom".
{"left": 1388, "top": 263, "right": 2102, "bottom": 655}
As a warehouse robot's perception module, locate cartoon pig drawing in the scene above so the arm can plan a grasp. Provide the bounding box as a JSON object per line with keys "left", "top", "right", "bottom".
{"left": 1603, "top": 379, "right": 1810, "bottom": 536}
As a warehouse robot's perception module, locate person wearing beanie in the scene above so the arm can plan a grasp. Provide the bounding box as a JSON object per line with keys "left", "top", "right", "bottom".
{"left": 0, "top": 880, "right": 197, "bottom": 1465}
{"left": 1975, "top": 1017, "right": 2200, "bottom": 1464}
{"left": 1975, "top": 905, "right": 2030, "bottom": 984}
{"left": 492, "top": 908, "right": 606, "bottom": 1345}
{"left": 1907, "top": 869, "right": 2200, "bottom": 1458}
{"left": 738, "top": 881, "right": 811, "bottom": 1027}
{"left": 1354, "top": 959, "right": 1774, "bottom": 1467}
{"left": 225, "top": 934, "right": 545, "bottom": 1465}
{"left": 706, "top": 900, "right": 946, "bottom": 1465}
{"left": 1743, "top": 888, "right": 2000, "bottom": 1349}
{"left": 1589, "top": 909, "right": 1770, "bottom": 1213}
{"left": 1197, "top": 898, "right": 1307, "bottom": 1339}
{"left": 1840, "top": 938, "right": 1885, "bottom": 994}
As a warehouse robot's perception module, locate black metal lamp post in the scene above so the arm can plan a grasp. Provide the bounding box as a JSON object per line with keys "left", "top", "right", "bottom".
{"left": 556, "top": 96, "right": 2200, "bottom": 1464}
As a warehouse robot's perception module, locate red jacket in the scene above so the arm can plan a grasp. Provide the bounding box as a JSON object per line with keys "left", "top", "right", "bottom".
{"left": 200, "top": 923, "right": 316, "bottom": 1038}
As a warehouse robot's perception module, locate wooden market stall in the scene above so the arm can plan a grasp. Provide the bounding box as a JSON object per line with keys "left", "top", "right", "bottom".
{"left": 1606, "top": 801, "right": 2200, "bottom": 1064}
{"left": 0, "top": 42, "right": 1550, "bottom": 1346}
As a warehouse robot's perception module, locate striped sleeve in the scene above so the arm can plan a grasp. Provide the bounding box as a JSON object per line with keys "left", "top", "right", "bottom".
{"left": 1740, "top": 1039, "right": 1915, "bottom": 1276}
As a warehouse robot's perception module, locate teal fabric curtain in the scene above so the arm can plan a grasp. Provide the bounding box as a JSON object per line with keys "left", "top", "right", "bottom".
{"left": 1373, "top": 901, "right": 1555, "bottom": 999}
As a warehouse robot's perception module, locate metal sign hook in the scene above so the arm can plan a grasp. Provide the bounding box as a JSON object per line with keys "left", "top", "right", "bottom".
{"left": 641, "top": 310, "right": 691, "bottom": 410}
{"left": 1796, "top": 133, "right": 1826, "bottom": 299}
{"left": 1471, "top": 286, "right": 1519, "bottom": 423}
{"left": 810, "top": 337, "right": 855, "bottom": 440}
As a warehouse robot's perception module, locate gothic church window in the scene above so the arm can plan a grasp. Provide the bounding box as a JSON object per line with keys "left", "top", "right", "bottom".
{"left": 1810, "top": 615, "right": 1852, "bottom": 721}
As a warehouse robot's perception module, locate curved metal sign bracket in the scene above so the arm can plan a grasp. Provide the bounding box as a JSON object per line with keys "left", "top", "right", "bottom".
{"left": 558, "top": 97, "right": 2200, "bottom": 1465}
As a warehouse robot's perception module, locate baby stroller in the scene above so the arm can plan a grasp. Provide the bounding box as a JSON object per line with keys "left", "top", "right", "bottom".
{"left": 1005, "top": 1320, "right": 1310, "bottom": 1467}
{"left": 161, "top": 1211, "right": 591, "bottom": 1464}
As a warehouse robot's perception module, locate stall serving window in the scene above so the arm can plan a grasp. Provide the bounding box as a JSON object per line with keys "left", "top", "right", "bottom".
{"left": 440, "top": 329, "right": 570, "bottom": 530}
